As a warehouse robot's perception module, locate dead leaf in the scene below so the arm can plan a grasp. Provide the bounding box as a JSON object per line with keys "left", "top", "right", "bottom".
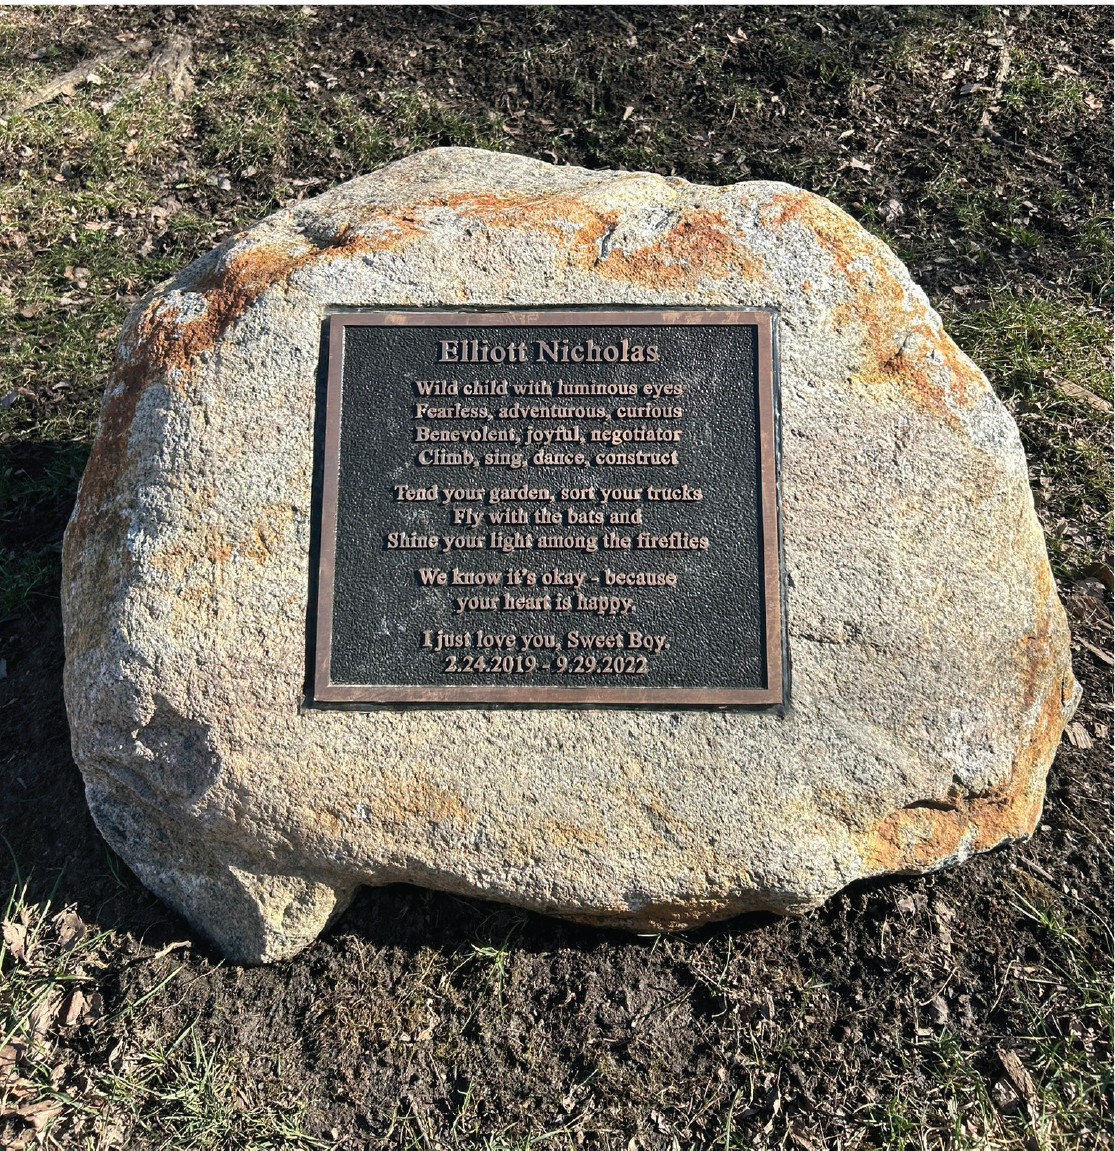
{"left": 0, "top": 1040, "right": 26, "bottom": 1079}
{"left": 622, "top": 106, "right": 634, "bottom": 122}
{"left": 55, "top": 988, "right": 102, "bottom": 1028}
{"left": 849, "top": 158, "right": 872, "bottom": 171}
{"left": 2, "top": 918, "right": 28, "bottom": 961}
{"left": 958, "top": 83, "right": 994, "bottom": 95}
{"left": 1085, "top": 93, "right": 1102, "bottom": 110}
{"left": 6, "top": 1076, "right": 37, "bottom": 1101}
{"left": 10, "top": 1098, "right": 64, "bottom": 1132}
{"left": 82, "top": 990, "right": 104, "bottom": 1023}
{"left": 882, "top": 197, "right": 904, "bottom": 222}
{"left": 1064, "top": 721, "right": 1093, "bottom": 750}
{"left": 58, "top": 990, "right": 86, "bottom": 1028}
{"left": 991, "top": 1076, "right": 1021, "bottom": 1114}
{"left": 1085, "top": 563, "right": 1113, "bottom": 595}
{"left": 1065, "top": 587, "right": 1111, "bottom": 625}
{"left": 27, "top": 990, "right": 62, "bottom": 1042}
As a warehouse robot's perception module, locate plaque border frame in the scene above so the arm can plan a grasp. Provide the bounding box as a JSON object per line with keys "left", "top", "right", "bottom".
{"left": 313, "top": 308, "right": 783, "bottom": 706}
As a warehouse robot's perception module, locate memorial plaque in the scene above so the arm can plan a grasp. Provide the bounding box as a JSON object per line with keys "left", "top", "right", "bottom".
{"left": 313, "top": 308, "right": 783, "bottom": 705}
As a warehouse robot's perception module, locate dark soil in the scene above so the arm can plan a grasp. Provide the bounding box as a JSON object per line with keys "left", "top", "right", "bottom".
{"left": 1, "top": 6, "right": 1111, "bottom": 1148}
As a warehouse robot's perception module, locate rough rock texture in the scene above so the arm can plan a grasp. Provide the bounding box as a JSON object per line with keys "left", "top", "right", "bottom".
{"left": 62, "top": 148, "right": 1078, "bottom": 964}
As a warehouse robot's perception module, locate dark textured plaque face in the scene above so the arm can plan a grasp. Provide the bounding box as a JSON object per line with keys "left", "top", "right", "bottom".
{"left": 313, "top": 309, "right": 783, "bottom": 705}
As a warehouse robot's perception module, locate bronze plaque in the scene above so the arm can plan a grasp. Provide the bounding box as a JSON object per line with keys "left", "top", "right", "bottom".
{"left": 313, "top": 309, "right": 783, "bottom": 705}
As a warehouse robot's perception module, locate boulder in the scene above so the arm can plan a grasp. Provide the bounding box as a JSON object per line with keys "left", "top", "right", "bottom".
{"left": 62, "top": 148, "right": 1078, "bottom": 963}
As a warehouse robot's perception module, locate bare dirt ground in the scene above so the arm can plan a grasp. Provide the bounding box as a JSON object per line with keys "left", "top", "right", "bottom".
{"left": 0, "top": 7, "right": 1111, "bottom": 1149}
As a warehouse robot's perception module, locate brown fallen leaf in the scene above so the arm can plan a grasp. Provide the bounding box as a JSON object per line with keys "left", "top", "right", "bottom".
{"left": 58, "top": 990, "right": 85, "bottom": 1028}
{"left": 10, "top": 1098, "right": 65, "bottom": 1132}
{"left": 1064, "top": 721, "right": 1093, "bottom": 750}
{"left": 27, "top": 990, "right": 62, "bottom": 1042}
{"left": 991, "top": 1075, "right": 1021, "bottom": 1115}
{"left": 56, "top": 988, "right": 102, "bottom": 1029}
{"left": 0, "top": 1039, "right": 26, "bottom": 1079}
{"left": 83, "top": 990, "right": 104, "bottom": 1024}
{"left": 882, "top": 197, "right": 905, "bottom": 223}
{"left": 2, "top": 917, "right": 28, "bottom": 961}
{"left": 1086, "top": 560, "right": 1114, "bottom": 593}
{"left": 1065, "top": 591, "right": 1111, "bottom": 627}
{"left": 52, "top": 907, "right": 88, "bottom": 952}
{"left": 5, "top": 1076, "right": 37, "bottom": 1101}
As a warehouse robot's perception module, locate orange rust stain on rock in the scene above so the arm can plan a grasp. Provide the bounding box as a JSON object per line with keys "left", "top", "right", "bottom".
{"left": 377, "top": 778, "right": 470, "bottom": 828}
{"left": 150, "top": 525, "right": 230, "bottom": 576}
{"left": 149, "top": 503, "right": 294, "bottom": 577}
{"left": 538, "top": 818, "right": 609, "bottom": 853}
{"left": 859, "top": 638, "right": 1074, "bottom": 875}
{"left": 435, "top": 191, "right": 763, "bottom": 288}
{"left": 765, "top": 190, "right": 984, "bottom": 425}
{"left": 69, "top": 222, "right": 398, "bottom": 576}
{"left": 240, "top": 503, "right": 294, "bottom": 565}
{"left": 145, "top": 214, "right": 427, "bottom": 374}
{"left": 441, "top": 189, "right": 610, "bottom": 245}
{"left": 65, "top": 345, "right": 154, "bottom": 567}
{"left": 598, "top": 209, "right": 765, "bottom": 288}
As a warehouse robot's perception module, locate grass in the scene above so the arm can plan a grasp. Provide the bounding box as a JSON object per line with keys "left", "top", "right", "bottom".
{"left": 1001, "top": 49, "right": 1094, "bottom": 123}
{"left": 940, "top": 292, "right": 1112, "bottom": 578}
{"left": 0, "top": 550, "right": 54, "bottom": 620}
{"left": 91, "top": 1026, "right": 327, "bottom": 1150}
{"left": 1, "top": 878, "right": 325, "bottom": 1149}
{"left": 857, "top": 892, "right": 1113, "bottom": 1151}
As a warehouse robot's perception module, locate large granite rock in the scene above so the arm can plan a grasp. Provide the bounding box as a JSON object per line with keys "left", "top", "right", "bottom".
{"left": 62, "top": 148, "right": 1078, "bottom": 963}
